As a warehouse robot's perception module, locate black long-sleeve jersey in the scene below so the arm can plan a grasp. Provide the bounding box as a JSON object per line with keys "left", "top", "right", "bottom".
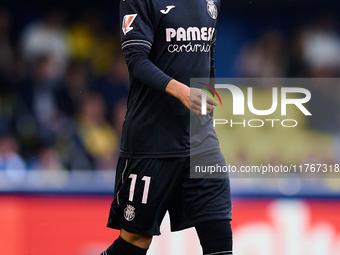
{"left": 119, "top": 0, "right": 221, "bottom": 158}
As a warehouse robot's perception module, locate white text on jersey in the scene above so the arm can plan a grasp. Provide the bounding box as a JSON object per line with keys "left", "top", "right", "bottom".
{"left": 166, "top": 27, "right": 215, "bottom": 42}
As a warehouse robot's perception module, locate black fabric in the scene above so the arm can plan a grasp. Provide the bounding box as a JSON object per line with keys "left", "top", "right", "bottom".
{"left": 119, "top": 0, "right": 221, "bottom": 158}
{"left": 195, "top": 219, "right": 233, "bottom": 255}
{"left": 107, "top": 157, "right": 187, "bottom": 235}
{"left": 106, "top": 151, "right": 232, "bottom": 236}
{"left": 100, "top": 236, "right": 148, "bottom": 255}
{"left": 124, "top": 45, "right": 172, "bottom": 94}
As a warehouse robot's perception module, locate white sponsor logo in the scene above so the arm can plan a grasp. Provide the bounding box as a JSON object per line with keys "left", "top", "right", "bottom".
{"left": 168, "top": 42, "right": 211, "bottom": 53}
{"left": 166, "top": 27, "right": 215, "bottom": 42}
{"left": 160, "top": 5, "right": 176, "bottom": 14}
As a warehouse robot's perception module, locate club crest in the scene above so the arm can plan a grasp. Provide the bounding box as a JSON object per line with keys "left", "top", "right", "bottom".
{"left": 124, "top": 205, "right": 135, "bottom": 221}
{"left": 206, "top": 0, "right": 218, "bottom": 20}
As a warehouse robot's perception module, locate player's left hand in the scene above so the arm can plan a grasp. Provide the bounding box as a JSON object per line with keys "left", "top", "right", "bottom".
{"left": 165, "top": 79, "right": 216, "bottom": 115}
{"left": 190, "top": 88, "right": 216, "bottom": 115}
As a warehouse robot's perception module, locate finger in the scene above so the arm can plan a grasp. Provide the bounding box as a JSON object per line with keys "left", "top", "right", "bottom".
{"left": 191, "top": 95, "right": 202, "bottom": 105}
{"left": 191, "top": 99, "right": 203, "bottom": 110}
{"left": 206, "top": 96, "right": 217, "bottom": 106}
{"left": 191, "top": 105, "right": 202, "bottom": 112}
{"left": 192, "top": 106, "right": 212, "bottom": 115}
{"left": 193, "top": 109, "right": 201, "bottom": 115}
{"left": 206, "top": 104, "right": 215, "bottom": 112}
{"left": 191, "top": 101, "right": 215, "bottom": 113}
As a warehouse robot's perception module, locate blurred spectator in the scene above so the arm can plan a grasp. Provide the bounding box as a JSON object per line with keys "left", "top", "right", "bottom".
{"left": 286, "top": 27, "right": 307, "bottom": 77}
{"left": 17, "top": 55, "right": 74, "bottom": 163}
{"left": 91, "top": 53, "right": 128, "bottom": 137}
{"left": 0, "top": 134, "right": 26, "bottom": 180}
{"left": 235, "top": 30, "right": 288, "bottom": 78}
{"left": 76, "top": 92, "right": 119, "bottom": 170}
{"left": 20, "top": 9, "right": 68, "bottom": 79}
{"left": 0, "top": 93, "right": 16, "bottom": 137}
{"left": 28, "top": 146, "right": 64, "bottom": 171}
{"left": 300, "top": 12, "right": 340, "bottom": 77}
{"left": 67, "top": 10, "right": 120, "bottom": 76}
{"left": 55, "top": 60, "right": 90, "bottom": 117}
{"left": 19, "top": 55, "right": 62, "bottom": 135}
{"left": 0, "top": 8, "right": 16, "bottom": 93}
{"left": 67, "top": 11, "right": 100, "bottom": 61}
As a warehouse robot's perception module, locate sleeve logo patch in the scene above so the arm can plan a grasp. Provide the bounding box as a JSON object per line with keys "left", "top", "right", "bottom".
{"left": 122, "top": 14, "right": 137, "bottom": 35}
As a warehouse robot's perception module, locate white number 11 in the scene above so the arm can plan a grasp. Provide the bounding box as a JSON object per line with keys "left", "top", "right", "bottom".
{"left": 128, "top": 174, "right": 151, "bottom": 204}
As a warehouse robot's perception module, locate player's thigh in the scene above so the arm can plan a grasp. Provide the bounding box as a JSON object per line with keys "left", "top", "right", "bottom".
{"left": 188, "top": 150, "right": 232, "bottom": 219}
{"left": 169, "top": 150, "right": 232, "bottom": 231}
{"left": 110, "top": 157, "right": 186, "bottom": 235}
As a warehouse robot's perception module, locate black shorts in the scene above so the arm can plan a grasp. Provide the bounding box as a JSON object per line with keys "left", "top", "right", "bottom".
{"left": 106, "top": 150, "right": 232, "bottom": 236}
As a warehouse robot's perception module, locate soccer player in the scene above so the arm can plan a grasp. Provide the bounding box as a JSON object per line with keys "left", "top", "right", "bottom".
{"left": 101, "top": 0, "right": 232, "bottom": 254}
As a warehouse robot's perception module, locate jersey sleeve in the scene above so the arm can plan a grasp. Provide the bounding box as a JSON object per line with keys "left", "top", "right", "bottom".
{"left": 120, "top": 0, "right": 172, "bottom": 93}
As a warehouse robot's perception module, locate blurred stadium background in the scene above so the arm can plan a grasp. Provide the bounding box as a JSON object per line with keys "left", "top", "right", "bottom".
{"left": 0, "top": 0, "right": 340, "bottom": 254}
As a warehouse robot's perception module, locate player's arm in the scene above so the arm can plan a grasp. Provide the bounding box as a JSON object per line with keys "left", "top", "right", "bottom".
{"left": 120, "top": 0, "right": 214, "bottom": 114}
{"left": 124, "top": 48, "right": 215, "bottom": 115}
{"left": 172, "top": 23, "right": 217, "bottom": 115}
{"left": 173, "top": 12, "right": 218, "bottom": 115}
{"left": 123, "top": 44, "right": 172, "bottom": 92}
{"left": 124, "top": 44, "right": 215, "bottom": 114}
